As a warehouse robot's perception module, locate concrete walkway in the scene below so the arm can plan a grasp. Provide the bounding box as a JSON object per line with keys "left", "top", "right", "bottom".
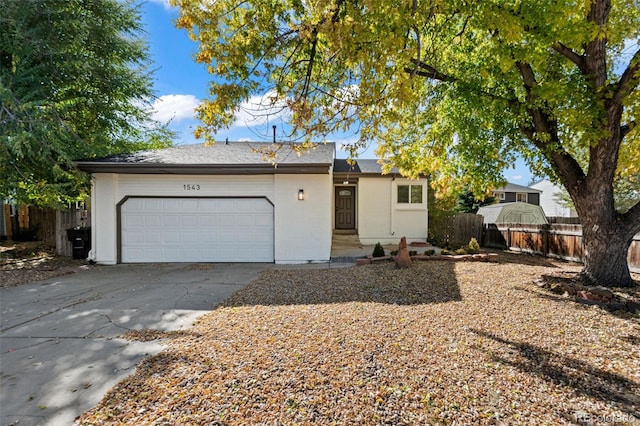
{"left": 0, "top": 263, "right": 271, "bottom": 426}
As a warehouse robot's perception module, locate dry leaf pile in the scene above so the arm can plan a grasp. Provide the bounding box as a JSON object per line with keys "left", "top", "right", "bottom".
{"left": 79, "top": 256, "right": 639, "bottom": 425}
{"left": 1, "top": 242, "right": 86, "bottom": 288}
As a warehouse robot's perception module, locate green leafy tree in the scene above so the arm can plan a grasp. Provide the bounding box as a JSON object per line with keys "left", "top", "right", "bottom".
{"left": 173, "top": 0, "right": 639, "bottom": 287}
{"left": 455, "top": 187, "right": 496, "bottom": 214}
{"left": 1, "top": 0, "right": 173, "bottom": 207}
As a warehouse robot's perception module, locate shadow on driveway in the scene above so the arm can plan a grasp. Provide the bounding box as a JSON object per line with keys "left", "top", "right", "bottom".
{"left": 0, "top": 262, "right": 269, "bottom": 426}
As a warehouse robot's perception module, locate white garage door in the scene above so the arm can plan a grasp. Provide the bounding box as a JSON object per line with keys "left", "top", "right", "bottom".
{"left": 120, "top": 197, "right": 274, "bottom": 263}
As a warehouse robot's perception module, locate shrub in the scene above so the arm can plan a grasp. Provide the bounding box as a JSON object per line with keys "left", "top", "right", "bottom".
{"left": 455, "top": 248, "right": 467, "bottom": 255}
{"left": 424, "top": 249, "right": 435, "bottom": 256}
{"left": 468, "top": 237, "right": 481, "bottom": 253}
{"left": 390, "top": 250, "right": 398, "bottom": 256}
{"left": 409, "top": 250, "right": 417, "bottom": 256}
{"left": 372, "top": 242, "right": 385, "bottom": 257}
{"left": 441, "top": 249, "right": 451, "bottom": 255}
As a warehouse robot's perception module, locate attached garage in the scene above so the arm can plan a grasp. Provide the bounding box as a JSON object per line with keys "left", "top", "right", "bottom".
{"left": 119, "top": 197, "right": 274, "bottom": 263}
{"left": 75, "top": 142, "right": 334, "bottom": 264}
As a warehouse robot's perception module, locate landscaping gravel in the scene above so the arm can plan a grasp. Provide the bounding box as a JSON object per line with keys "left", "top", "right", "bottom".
{"left": 78, "top": 254, "right": 639, "bottom": 425}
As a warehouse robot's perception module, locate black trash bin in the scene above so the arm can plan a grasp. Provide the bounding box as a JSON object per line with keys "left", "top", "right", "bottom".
{"left": 66, "top": 227, "right": 91, "bottom": 259}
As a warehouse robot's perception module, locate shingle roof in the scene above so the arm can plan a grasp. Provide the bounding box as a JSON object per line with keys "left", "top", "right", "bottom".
{"left": 495, "top": 182, "right": 542, "bottom": 193}
{"left": 75, "top": 142, "right": 335, "bottom": 174}
{"left": 80, "top": 142, "right": 335, "bottom": 165}
{"left": 333, "top": 159, "right": 400, "bottom": 174}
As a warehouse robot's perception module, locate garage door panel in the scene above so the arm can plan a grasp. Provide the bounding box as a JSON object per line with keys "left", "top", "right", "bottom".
{"left": 163, "top": 215, "right": 181, "bottom": 226}
{"left": 121, "top": 197, "right": 273, "bottom": 262}
{"left": 123, "top": 215, "right": 145, "bottom": 227}
{"left": 142, "top": 199, "right": 162, "bottom": 211}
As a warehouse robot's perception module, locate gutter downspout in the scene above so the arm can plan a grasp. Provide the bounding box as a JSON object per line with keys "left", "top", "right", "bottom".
{"left": 390, "top": 176, "right": 395, "bottom": 237}
{"left": 87, "top": 176, "right": 97, "bottom": 262}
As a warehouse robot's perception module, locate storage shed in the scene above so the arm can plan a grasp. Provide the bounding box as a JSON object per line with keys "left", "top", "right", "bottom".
{"left": 477, "top": 202, "right": 548, "bottom": 225}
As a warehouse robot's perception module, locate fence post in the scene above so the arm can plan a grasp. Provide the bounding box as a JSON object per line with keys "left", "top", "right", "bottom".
{"left": 542, "top": 225, "right": 549, "bottom": 257}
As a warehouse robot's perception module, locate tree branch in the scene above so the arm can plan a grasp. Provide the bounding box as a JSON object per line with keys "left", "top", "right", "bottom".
{"left": 611, "top": 47, "right": 640, "bottom": 107}
{"left": 515, "top": 61, "right": 586, "bottom": 191}
{"left": 552, "top": 42, "right": 588, "bottom": 74}
{"left": 406, "top": 59, "right": 452, "bottom": 81}
{"left": 621, "top": 121, "right": 636, "bottom": 139}
{"left": 301, "top": 28, "right": 318, "bottom": 99}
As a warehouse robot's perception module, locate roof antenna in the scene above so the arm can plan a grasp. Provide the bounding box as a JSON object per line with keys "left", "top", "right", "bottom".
{"left": 272, "top": 125, "right": 276, "bottom": 143}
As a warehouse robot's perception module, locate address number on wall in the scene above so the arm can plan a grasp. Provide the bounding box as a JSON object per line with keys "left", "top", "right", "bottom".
{"left": 183, "top": 184, "right": 201, "bottom": 190}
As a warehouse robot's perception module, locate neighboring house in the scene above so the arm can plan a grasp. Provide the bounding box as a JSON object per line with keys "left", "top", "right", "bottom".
{"left": 529, "top": 179, "right": 578, "bottom": 218}
{"left": 75, "top": 142, "right": 428, "bottom": 264}
{"left": 492, "top": 182, "right": 541, "bottom": 205}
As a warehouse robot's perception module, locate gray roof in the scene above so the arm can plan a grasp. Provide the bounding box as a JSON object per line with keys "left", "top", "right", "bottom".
{"left": 494, "top": 182, "right": 542, "bottom": 193}
{"left": 76, "top": 142, "right": 335, "bottom": 175}
{"left": 333, "top": 159, "right": 400, "bottom": 174}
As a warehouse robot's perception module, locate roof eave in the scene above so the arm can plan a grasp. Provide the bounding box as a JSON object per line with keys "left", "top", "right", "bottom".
{"left": 75, "top": 162, "right": 331, "bottom": 175}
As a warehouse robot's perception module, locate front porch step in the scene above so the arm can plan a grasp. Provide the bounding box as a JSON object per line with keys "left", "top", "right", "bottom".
{"left": 331, "top": 233, "right": 363, "bottom": 249}
{"left": 332, "top": 229, "right": 358, "bottom": 235}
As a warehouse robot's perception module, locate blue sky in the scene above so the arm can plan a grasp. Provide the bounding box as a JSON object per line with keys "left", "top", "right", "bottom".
{"left": 141, "top": 0, "right": 533, "bottom": 184}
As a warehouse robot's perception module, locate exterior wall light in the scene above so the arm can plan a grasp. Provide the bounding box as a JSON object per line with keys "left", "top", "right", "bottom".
{"left": 298, "top": 189, "right": 305, "bottom": 200}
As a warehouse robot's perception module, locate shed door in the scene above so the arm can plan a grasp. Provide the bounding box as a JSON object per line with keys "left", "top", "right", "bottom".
{"left": 335, "top": 187, "right": 355, "bottom": 229}
{"left": 120, "top": 197, "right": 273, "bottom": 263}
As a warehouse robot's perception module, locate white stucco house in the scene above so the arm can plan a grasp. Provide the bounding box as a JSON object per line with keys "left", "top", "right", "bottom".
{"left": 75, "top": 142, "right": 428, "bottom": 264}
{"left": 529, "top": 179, "right": 578, "bottom": 218}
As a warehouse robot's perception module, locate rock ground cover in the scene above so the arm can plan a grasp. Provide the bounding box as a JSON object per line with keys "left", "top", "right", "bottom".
{"left": 77, "top": 255, "right": 639, "bottom": 425}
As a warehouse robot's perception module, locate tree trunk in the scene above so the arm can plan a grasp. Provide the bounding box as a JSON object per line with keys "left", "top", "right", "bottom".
{"left": 578, "top": 209, "right": 636, "bottom": 288}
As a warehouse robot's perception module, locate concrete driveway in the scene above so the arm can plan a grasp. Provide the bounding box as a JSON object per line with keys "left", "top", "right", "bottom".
{"left": 0, "top": 262, "right": 271, "bottom": 426}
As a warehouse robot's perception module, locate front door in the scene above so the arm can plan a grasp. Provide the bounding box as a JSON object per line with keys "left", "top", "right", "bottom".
{"left": 335, "top": 186, "right": 355, "bottom": 229}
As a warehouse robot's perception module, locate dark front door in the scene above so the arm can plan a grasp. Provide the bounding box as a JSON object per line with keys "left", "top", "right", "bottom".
{"left": 335, "top": 186, "right": 355, "bottom": 229}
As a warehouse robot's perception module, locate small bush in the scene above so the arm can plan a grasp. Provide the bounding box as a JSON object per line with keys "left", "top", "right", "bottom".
{"left": 409, "top": 250, "right": 417, "bottom": 256}
{"left": 441, "top": 249, "right": 451, "bottom": 255}
{"left": 390, "top": 250, "right": 398, "bottom": 256}
{"left": 372, "top": 242, "right": 385, "bottom": 257}
{"left": 468, "top": 237, "right": 480, "bottom": 253}
{"left": 424, "top": 249, "right": 435, "bottom": 256}
{"left": 455, "top": 248, "right": 467, "bottom": 255}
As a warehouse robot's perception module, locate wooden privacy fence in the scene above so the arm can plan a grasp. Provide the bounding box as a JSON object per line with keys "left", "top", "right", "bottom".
{"left": 483, "top": 223, "right": 640, "bottom": 273}
{"left": 431, "top": 213, "right": 484, "bottom": 247}
{"left": 10, "top": 205, "right": 91, "bottom": 257}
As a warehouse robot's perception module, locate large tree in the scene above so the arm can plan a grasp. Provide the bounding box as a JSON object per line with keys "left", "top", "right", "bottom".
{"left": 173, "top": 0, "right": 639, "bottom": 287}
{"left": 0, "top": 0, "right": 172, "bottom": 207}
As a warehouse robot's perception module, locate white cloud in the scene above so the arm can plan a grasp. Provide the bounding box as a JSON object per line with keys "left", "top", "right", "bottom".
{"left": 151, "top": 94, "right": 200, "bottom": 123}
{"left": 233, "top": 91, "right": 290, "bottom": 127}
{"left": 511, "top": 174, "right": 523, "bottom": 181}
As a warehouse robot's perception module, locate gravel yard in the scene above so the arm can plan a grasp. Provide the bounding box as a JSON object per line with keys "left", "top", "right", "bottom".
{"left": 77, "top": 254, "right": 639, "bottom": 425}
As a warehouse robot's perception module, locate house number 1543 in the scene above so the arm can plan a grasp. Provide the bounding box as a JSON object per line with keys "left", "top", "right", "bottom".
{"left": 183, "top": 184, "right": 201, "bottom": 190}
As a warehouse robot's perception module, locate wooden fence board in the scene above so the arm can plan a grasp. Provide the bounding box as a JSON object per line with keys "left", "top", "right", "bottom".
{"left": 482, "top": 223, "right": 640, "bottom": 273}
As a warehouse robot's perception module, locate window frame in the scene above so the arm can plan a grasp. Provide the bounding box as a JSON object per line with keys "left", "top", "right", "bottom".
{"left": 516, "top": 192, "right": 528, "bottom": 203}
{"left": 397, "top": 184, "right": 424, "bottom": 205}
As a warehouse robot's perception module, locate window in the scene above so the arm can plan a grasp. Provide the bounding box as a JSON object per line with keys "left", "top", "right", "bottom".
{"left": 494, "top": 192, "right": 505, "bottom": 201}
{"left": 398, "top": 184, "right": 423, "bottom": 204}
{"left": 516, "top": 192, "right": 528, "bottom": 203}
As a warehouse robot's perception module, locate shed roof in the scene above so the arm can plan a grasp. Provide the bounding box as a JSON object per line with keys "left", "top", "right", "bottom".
{"left": 75, "top": 142, "right": 335, "bottom": 175}
{"left": 477, "top": 202, "right": 548, "bottom": 225}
